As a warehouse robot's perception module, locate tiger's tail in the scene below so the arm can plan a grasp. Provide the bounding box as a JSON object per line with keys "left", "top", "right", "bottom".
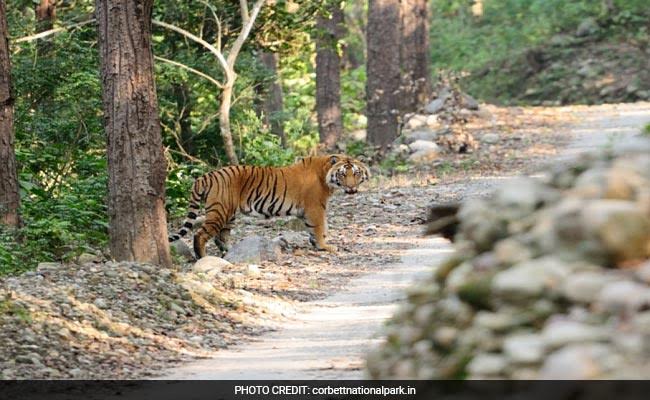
{"left": 169, "top": 176, "right": 207, "bottom": 242}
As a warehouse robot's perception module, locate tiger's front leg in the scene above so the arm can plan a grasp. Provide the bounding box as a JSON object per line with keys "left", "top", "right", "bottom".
{"left": 304, "top": 206, "right": 337, "bottom": 252}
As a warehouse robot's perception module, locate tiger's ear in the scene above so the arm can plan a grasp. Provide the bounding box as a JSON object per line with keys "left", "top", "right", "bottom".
{"left": 329, "top": 156, "right": 338, "bottom": 165}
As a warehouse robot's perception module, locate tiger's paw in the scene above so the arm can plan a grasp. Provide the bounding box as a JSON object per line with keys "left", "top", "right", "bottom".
{"left": 317, "top": 244, "right": 338, "bottom": 253}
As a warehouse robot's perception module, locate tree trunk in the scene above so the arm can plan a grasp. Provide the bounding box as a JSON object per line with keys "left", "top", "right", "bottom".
{"left": 366, "top": 0, "right": 401, "bottom": 151}
{"left": 315, "top": 3, "right": 344, "bottom": 150}
{"left": 172, "top": 81, "right": 194, "bottom": 155}
{"left": 259, "top": 51, "right": 286, "bottom": 146}
{"left": 400, "top": 0, "right": 431, "bottom": 113}
{"left": 96, "top": 0, "right": 172, "bottom": 267}
{"left": 35, "top": 0, "right": 56, "bottom": 55}
{"left": 0, "top": 0, "right": 21, "bottom": 228}
{"left": 219, "top": 79, "right": 238, "bottom": 165}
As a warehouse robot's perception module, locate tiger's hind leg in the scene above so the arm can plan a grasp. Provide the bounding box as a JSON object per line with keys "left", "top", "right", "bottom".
{"left": 213, "top": 215, "right": 236, "bottom": 256}
{"left": 193, "top": 208, "right": 230, "bottom": 259}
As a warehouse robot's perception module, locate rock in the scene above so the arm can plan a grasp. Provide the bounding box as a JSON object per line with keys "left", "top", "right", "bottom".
{"left": 169, "top": 302, "right": 186, "bottom": 314}
{"left": 426, "top": 114, "right": 440, "bottom": 128}
{"left": 539, "top": 344, "right": 609, "bottom": 379}
{"left": 494, "top": 238, "right": 533, "bottom": 265}
{"left": 596, "top": 280, "right": 650, "bottom": 315}
{"left": 408, "top": 141, "right": 440, "bottom": 165}
{"left": 246, "top": 264, "right": 261, "bottom": 277}
{"left": 561, "top": 271, "right": 614, "bottom": 303}
{"left": 193, "top": 256, "right": 232, "bottom": 276}
{"left": 581, "top": 200, "right": 650, "bottom": 263}
{"left": 408, "top": 139, "right": 439, "bottom": 153}
{"left": 349, "top": 129, "right": 367, "bottom": 142}
{"left": 433, "top": 326, "right": 458, "bottom": 348}
{"left": 576, "top": 17, "right": 599, "bottom": 37}
{"left": 273, "top": 231, "right": 309, "bottom": 249}
{"left": 493, "top": 178, "right": 559, "bottom": 220}
{"left": 403, "top": 128, "right": 444, "bottom": 144}
{"left": 69, "top": 368, "right": 83, "bottom": 378}
{"left": 467, "top": 353, "right": 507, "bottom": 376}
{"left": 635, "top": 261, "right": 650, "bottom": 285}
{"left": 77, "top": 253, "right": 101, "bottom": 264}
{"left": 224, "top": 235, "right": 282, "bottom": 264}
{"left": 405, "top": 114, "right": 428, "bottom": 130}
{"left": 480, "top": 133, "right": 500, "bottom": 144}
{"left": 492, "top": 257, "right": 570, "bottom": 300}
{"left": 503, "top": 333, "right": 545, "bottom": 364}
{"left": 93, "top": 298, "right": 108, "bottom": 309}
{"left": 542, "top": 319, "right": 609, "bottom": 349}
{"left": 473, "top": 311, "right": 519, "bottom": 332}
{"left": 424, "top": 92, "right": 450, "bottom": 114}
{"left": 171, "top": 240, "right": 194, "bottom": 261}
{"left": 36, "top": 262, "right": 61, "bottom": 271}
{"left": 461, "top": 93, "right": 480, "bottom": 110}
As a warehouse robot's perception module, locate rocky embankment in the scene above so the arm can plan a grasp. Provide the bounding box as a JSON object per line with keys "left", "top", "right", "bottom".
{"left": 368, "top": 140, "right": 650, "bottom": 379}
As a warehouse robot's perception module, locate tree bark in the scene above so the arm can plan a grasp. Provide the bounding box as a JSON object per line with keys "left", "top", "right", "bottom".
{"left": 315, "top": 3, "right": 344, "bottom": 150}
{"left": 366, "top": 0, "right": 401, "bottom": 151}
{"left": 0, "top": 0, "right": 21, "bottom": 228}
{"left": 259, "top": 51, "right": 286, "bottom": 146}
{"left": 219, "top": 80, "right": 238, "bottom": 164}
{"left": 96, "top": 0, "right": 172, "bottom": 267}
{"left": 400, "top": 0, "right": 431, "bottom": 113}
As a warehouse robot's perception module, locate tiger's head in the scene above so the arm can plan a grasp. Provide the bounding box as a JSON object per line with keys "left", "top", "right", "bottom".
{"left": 324, "top": 154, "right": 370, "bottom": 195}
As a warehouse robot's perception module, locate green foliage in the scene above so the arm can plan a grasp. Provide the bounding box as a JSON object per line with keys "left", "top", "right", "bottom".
{"left": 430, "top": 0, "right": 650, "bottom": 104}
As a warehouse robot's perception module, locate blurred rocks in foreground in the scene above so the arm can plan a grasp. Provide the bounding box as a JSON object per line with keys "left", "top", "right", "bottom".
{"left": 367, "top": 139, "right": 650, "bottom": 379}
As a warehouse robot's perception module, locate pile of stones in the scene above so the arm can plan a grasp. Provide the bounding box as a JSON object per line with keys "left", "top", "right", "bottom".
{"left": 367, "top": 141, "right": 650, "bottom": 379}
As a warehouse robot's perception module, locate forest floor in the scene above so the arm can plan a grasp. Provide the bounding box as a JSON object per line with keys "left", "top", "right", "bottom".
{"left": 0, "top": 102, "right": 648, "bottom": 379}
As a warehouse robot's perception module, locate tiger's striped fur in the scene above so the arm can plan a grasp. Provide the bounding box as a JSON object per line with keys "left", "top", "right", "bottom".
{"left": 169, "top": 154, "right": 370, "bottom": 259}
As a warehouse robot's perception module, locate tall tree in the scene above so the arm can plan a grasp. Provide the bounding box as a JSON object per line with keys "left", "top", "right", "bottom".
{"left": 315, "top": 1, "right": 344, "bottom": 149}
{"left": 153, "top": 0, "right": 267, "bottom": 165}
{"left": 0, "top": 0, "right": 21, "bottom": 228}
{"left": 259, "top": 51, "right": 286, "bottom": 146}
{"left": 400, "top": 0, "right": 431, "bottom": 112}
{"left": 96, "top": 0, "right": 172, "bottom": 267}
{"left": 366, "top": 0, "right": 401, "bottom": 151}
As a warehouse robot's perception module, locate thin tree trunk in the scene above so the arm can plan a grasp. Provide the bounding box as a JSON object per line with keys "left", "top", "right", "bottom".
{"left": 259, "top": 51, "right": 285, "bottom": 146}
{"left": 0, "top": 0, "right": 20, "bottom": 228}
{"left": 315, "top": 2, "right": 344, "bottom": 149}
{"left": 366, "top": 0, "right": 401, "bottom": 151}
{"left": 172, "top": 81, "right": 194, "bottom": 155}
{"left": 219, "top": 81, "right": 238, "bottom": 165}
{"left": 96, "top": 0, "right": 172, "bottom": 267}
{"left": 400, "top": 0, "right": 431, "bottom": 113}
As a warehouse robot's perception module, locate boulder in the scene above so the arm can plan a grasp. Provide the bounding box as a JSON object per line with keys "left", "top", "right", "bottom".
{"left": 193, "top": 256, "right": 232, "bottom": 276}
{"left": 480, "top": 133, "right": 500, "bottom": 145}
{"left": 224, "top": 235, "right": 282, "bottom": 264}
{"left": 171, "top": 240, "right": 194, "bottom": 261}
{"left": 576, "top": 17, "right": 599, "bottom": 37}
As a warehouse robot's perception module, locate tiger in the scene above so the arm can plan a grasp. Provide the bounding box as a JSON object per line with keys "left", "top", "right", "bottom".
{"left": 169, "top": 154, "right": 370, "bottom": 259}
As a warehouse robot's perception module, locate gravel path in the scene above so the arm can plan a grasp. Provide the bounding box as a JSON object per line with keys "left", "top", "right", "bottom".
{"left": 160, "top": 102, "right": 650, "bottom": 380}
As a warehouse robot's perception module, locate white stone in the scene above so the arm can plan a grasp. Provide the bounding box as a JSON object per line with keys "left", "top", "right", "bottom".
{"left": 542, "top": 319, "right": 608, "bottom": 348}
{"left": 408, "top": 139, "right": 439, "bottom": 153}
{"left": 467, "top": 353, "right": 507, "bottom": 376}
{"left": 480, "top": 133, "right": 500, "bottom": 144}
{"left": 561, "top": 271, "right": 614, "bottom": 303}
{"left": 503, "top": 333, "right": 545, "bottom": 364}
{"left": 539, "top": 344, "right": 609, "bottom": 379}
{"left": 492, "top": 257, "right": 570, "bottom": 299}
{"left": 193, "top": 256, "right": 232, "bottom": 276}
{"left": 596, "top": 280, "right": 650, "bottom": 314}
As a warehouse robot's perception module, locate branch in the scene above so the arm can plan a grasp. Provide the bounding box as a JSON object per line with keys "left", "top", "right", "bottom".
{"left": 226, "top": 0, "right": 266, "bottom": 68}
{"left": 240, "top": 0, "right": 250, "bottom": 23}
{"left": 197, "top": 0, "right": 223, "bottom": 50}
{"left": 152, "top": 19, "right": 231, "bottom": 79}
{"left": 13, "top": 19, "right": 95, "bottom": 44}
{"left": 154, "top": 55, "right": 223, "bottom": 89}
